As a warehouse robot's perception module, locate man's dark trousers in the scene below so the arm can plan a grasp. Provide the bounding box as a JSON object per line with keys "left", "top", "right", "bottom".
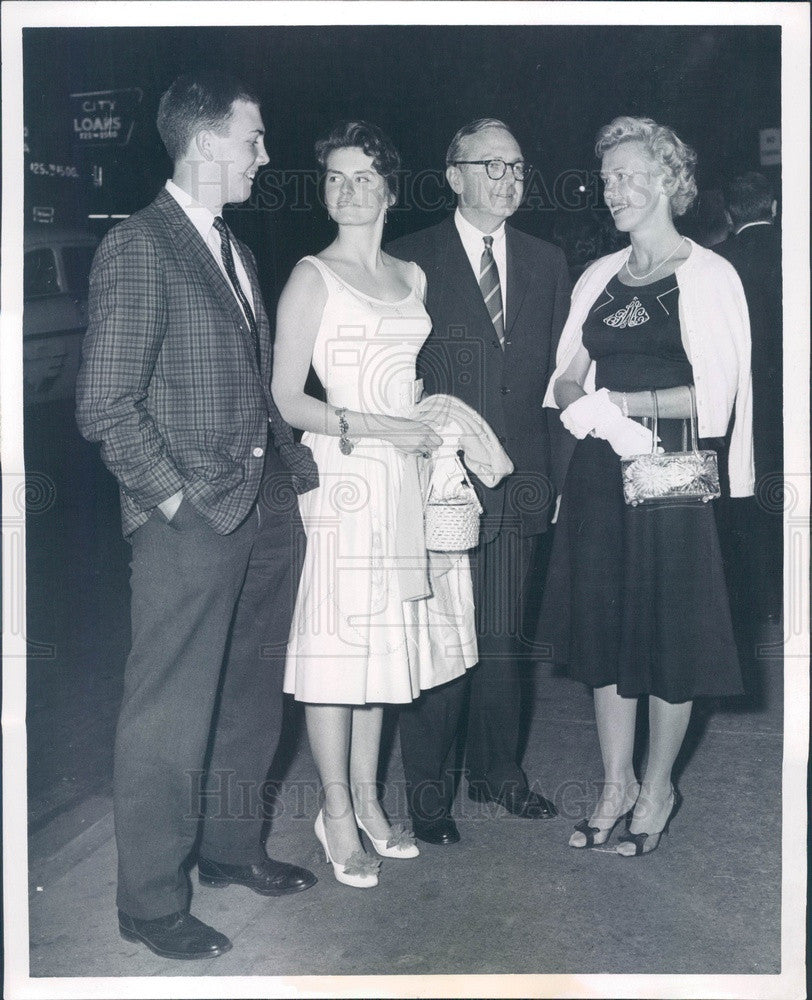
{"left": 387, "top": 216, "right": 571, "bottom": 823}
{"left": 114, "top": 448, "right": 303, "bottom": 919}
{"left": 399, "top": 526, "right": 537, "bottom": 822}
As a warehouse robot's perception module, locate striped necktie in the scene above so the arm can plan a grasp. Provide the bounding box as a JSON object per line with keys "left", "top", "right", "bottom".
{"left": 479, "top": 234, "right": 505, "bottom": 349}
{"left": 213, "top": 216, "right": 261, "bottom": 369}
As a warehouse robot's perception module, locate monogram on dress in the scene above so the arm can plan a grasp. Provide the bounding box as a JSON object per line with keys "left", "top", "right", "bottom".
{"left": 603, "top": 297, "right": 650, "bottom": 328}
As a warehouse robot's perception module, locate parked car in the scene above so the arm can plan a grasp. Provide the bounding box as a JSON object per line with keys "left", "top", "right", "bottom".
{"left": 23, "top": 227, "right": 99, "bottom": 405}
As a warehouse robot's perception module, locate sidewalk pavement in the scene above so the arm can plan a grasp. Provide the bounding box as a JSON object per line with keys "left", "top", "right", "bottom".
{"left": 25, "top": 648, "right": 784, "bottom": 982}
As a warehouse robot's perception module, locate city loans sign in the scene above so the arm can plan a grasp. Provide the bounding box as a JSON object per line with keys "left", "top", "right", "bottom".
{"left": 69, "top": 88, "right": 143, "bottom": 145}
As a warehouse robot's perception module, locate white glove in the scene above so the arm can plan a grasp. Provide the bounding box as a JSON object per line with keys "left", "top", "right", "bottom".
{"left": 562, "top": 388, "right": 659, "bottom": 457}
{"left": 561, "top": 388, "right": 622, "bottom": 439}
{"left": 600, "top": 416, "right": 660, "bottom": 458}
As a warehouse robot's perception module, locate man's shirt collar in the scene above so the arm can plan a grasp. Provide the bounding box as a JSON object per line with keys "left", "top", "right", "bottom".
{"left": 165, "top": 179, "right": 219, "bottom": 243}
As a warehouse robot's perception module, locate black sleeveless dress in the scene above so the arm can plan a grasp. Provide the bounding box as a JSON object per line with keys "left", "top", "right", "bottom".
{"left": 540, "top": 272, "right": 743, "bottom": 703}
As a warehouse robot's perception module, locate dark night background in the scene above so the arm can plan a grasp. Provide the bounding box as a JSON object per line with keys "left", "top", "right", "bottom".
{"left": 22, "top": 23, "right": 781, "bottom": 829}
{"left": 24, "top": 24, "right": 781, "bottom": 301}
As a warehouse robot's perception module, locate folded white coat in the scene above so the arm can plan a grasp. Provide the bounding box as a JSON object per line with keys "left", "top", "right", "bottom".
{"left": 414, "top": 393, "right": 514, "bottom": 498}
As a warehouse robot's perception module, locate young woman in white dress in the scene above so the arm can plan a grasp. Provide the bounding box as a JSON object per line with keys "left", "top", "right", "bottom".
{"left": 273, "top": 122, "right": 478, "bottom": 888}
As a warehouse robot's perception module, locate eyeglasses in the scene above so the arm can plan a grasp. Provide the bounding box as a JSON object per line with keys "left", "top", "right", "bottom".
{"left": 451, "top": 159, "right": 529, "bottom": 181}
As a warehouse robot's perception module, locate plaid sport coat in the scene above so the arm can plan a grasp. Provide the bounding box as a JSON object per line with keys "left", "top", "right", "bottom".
{"left": 76, "top": 188, "right": 318, "bottom": 537}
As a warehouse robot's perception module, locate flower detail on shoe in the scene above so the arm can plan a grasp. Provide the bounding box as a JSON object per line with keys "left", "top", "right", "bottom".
{"left": 385, "top": 824, "right": 417, "bottom": 851}
{"left": 341, "top": 850, "right": 382, "bottom": 878}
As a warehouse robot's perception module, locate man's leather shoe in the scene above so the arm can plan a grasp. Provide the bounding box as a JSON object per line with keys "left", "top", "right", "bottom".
{"left": 118, "top": 909, "right": 231, "bottom": 960}
{"left": 468, "top": 783, "right": 557, "bottom": 819}
{"left": 411, "top": 816, "right": 461, "bottom": 845}
{"left": 197, "top": 856, "right": 317, "bottom": 896}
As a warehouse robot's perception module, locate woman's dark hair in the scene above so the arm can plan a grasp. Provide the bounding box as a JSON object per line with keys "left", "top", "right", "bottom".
{"left": 157, "top": 71, "right": 260, "bottom": 163}
{"left": 315, "top": 121, "right": 401, "bottom": 199}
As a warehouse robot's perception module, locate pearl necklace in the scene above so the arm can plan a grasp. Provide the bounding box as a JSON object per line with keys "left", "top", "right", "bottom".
{"left": 625, "top": 236, "right": 687, "bottom": 281}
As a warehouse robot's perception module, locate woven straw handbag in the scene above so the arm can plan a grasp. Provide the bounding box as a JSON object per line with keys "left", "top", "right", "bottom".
{"left": 424, "top": 465, "right": 483, "bottom": 552}
{"left": 620, "top": 386, "right": 720, "bottom": 507}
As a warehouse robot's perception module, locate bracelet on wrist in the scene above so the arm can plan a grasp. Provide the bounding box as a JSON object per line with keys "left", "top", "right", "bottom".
{"left": 621, "top": 392, "right": 629, "bottom": 418}
{"left": 335, "top": 407, "right": 354, "bottom": 455}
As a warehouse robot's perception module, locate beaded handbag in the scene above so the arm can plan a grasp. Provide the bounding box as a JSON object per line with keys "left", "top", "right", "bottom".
{"left": 620, "top": 386, "right": 720, "bottom": 507}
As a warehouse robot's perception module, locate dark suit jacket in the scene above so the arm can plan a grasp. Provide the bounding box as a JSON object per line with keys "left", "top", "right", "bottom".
{"left": 76, "top": 188, "right": 317, "bottom": 537}
{"left": 387, "top": 215, "right": 571, "bottom": 538}
{"left": 716, "top": 224, "right": 782, "bottom": 481}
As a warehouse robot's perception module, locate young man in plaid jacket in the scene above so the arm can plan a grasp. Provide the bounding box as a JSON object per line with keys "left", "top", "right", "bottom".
{"left": 76, "top": 71, "right": 318, "bottom": 961}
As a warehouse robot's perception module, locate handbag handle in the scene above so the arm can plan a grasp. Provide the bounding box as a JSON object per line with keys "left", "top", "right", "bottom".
{"left": 648, "top": 389, "right": 658, "bottom": 454}
{"left": 647, "top": 385, "right": 700, "bottom": 456}
{"left": 426, "top": 454, "right": 482, "bottom": 512}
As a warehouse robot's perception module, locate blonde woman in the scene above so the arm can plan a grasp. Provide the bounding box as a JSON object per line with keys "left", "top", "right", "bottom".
{"left": 541, "top": 116, "right": 753, "bottom": 857}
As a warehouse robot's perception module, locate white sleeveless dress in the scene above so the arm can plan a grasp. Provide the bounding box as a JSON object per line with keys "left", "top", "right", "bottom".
{"left": 283, "top": 256, "right": 477, "bottom": 704}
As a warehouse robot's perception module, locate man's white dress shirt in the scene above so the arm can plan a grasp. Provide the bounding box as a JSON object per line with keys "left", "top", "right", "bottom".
{"left": 454, "top": 208, "right": 508, "bottom": 320}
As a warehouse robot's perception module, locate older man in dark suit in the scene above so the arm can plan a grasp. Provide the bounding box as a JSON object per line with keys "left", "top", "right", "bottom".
{"left": 387, "top": 118, "right": 571, "bottom": 844}
{"left": 76, "top": 72, "right": 318, "bottom": 960}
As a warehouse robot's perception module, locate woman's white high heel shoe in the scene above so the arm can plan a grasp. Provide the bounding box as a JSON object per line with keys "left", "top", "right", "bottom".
{"left": 314, "top": 810, "right": 380, "bottom": 888}
{"left": 355, "top": 814, "right": 420, "bottom": 859}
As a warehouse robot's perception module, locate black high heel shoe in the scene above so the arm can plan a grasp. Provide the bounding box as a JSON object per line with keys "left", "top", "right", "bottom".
{"left": 569, "top": 807, "right": 635, "bottom": 849}
{"left": 616, "top": 787, "right": 682, "bottom": 858}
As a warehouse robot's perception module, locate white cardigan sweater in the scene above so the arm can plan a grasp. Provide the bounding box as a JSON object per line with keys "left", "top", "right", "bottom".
{"left": 543, "top": 239, "right": 755, "bottom": 497}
